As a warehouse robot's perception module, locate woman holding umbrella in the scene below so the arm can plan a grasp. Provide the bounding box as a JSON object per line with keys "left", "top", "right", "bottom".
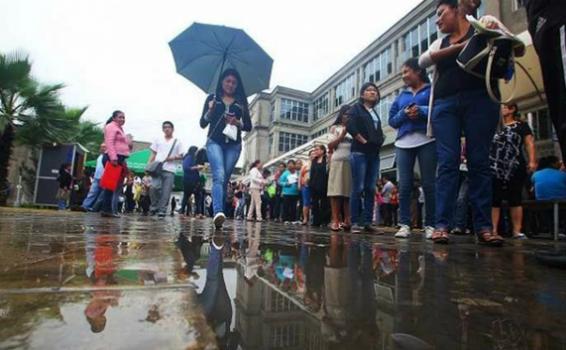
{"left": 200, "top": 69, "right": 252, "bottom": 229}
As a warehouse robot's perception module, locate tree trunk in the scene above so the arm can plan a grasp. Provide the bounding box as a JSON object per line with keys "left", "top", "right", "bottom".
{"left": 0, "top": 124, "right": 15, "bottom": 205}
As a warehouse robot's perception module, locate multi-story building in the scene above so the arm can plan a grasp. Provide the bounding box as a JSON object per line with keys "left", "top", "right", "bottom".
{"left": 243, "top": 0, "right": 554, "bottom": 177}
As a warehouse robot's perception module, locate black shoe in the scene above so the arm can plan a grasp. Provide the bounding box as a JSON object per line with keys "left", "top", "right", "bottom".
{"left": 101, "top": 212, "right": 119, "bottom": 218}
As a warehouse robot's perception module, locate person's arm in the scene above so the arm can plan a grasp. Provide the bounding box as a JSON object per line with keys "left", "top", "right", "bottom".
{"left": 388, "top": 97, "right": 408, "bottom": 129}
{"left": 240, "top": 104, "right": 252, "bottom": 132}
{"left": 327, "top": 126, "right": 346, "bottom": 153}
{"left": 200, "top": 95, "right": 215, "bottom": 129}
{"left": 419, "top": 38, "right": 462, "bottom": 68}
{"left": 148, "top": 149, "right": 157, "bottom": 164}
{"left": 104, "top": 125, "right": 118, "bottom": 163}
{"left": 524, "top": 134, "right": 537, "bottom": 172}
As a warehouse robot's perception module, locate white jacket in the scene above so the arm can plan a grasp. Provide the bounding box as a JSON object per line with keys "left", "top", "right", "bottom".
{"left": 248, "top": 167, "right": 265, "bottom": 190}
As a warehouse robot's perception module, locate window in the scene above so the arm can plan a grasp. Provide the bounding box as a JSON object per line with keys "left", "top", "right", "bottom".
{"left": 279, "top": 132, "right": 309, "bottom": 152}
{"left": 313, "top": 93, "right": 329, "bottom": 121}
{"left": 375, "top": 94, "right": 394, "bottom": 127}
{"left": 312, "top": 128, "right": 328, "bottom": 139}
{"left": 269, "top": 133, "right": 274, "bottom": 157}
{"left": 402, "top": 14, "right": 438, "bottom": 61}
{"left": 280, "top": 98, "right": 309, "bottom": 123}
{"left": 363, "top": 48, "right": 392, "bottom": 84}
{"left": 529, "top": 108, "right": 553, "bottom": 141}
{"left": 334, "top": 73, "right": 356, "bottom": 107}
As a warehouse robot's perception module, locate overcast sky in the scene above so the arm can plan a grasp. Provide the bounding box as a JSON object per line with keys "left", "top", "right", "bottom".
{"left": 1, "top": 0, "right": 422, "bottom": 150}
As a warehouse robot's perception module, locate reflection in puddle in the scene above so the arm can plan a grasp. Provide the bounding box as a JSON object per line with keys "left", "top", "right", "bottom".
{"left": 1, "top": 209, "right": 566, "bottom": 349}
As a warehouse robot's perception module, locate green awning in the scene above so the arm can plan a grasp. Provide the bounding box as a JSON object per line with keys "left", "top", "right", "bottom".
{"left": 85, "top": 148, "right": 185, "bottom": 190}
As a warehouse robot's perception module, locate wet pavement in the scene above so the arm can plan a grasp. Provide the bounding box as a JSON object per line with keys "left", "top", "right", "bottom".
{"left": 1, "top": 208, "right": 566, "bottom": 349}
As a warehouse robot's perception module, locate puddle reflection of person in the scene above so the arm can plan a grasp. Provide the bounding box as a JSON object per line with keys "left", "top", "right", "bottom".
{"left": 84, "top": 234, "right": 120, "bottom": 333}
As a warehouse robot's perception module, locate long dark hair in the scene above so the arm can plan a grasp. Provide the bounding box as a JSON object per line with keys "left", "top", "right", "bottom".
{"left": 195, "top": 148, "right": 208, "bottom": 165}
{"left": 333, "top": 105, "right": 352, "bottom": 125}
{"left": 185, "top": 146, "right": 198, "bottom": 160}
{"left": 402, "top": 58, "right": 430, "bottom": 84}
{"left": 215, "top": 68, "right": 249, "bottom": 113}
{"left": 105, "top": 110, "right": 123, "bottom": 125}
{"left": 358, "top": 82, "right": 380, "bottom": 108}
{"left": 249, "top": 159, "right": 261, "bottom": 171}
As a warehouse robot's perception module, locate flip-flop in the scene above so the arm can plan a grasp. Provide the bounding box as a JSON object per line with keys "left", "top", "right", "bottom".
{"left": 432, "top": 230, "right": 449, "bottom": 244}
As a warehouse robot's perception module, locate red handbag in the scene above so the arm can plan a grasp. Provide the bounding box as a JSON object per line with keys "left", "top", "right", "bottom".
{"left": 100, "top": 162, "right": 123, "bottom": 191}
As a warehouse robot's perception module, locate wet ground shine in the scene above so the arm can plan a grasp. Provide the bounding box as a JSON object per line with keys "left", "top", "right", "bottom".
{"left": 1, "top": 208, "right": 566, "bottom": 349}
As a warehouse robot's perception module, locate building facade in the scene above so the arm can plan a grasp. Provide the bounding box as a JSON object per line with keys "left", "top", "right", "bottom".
{"left": 243, "top": 0, "right": 554, "bottom": 176}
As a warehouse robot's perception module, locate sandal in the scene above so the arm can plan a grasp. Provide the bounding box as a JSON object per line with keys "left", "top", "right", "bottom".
{"left": 330, "top": 223, "right": 341, "bottom": 232}
{"left": 477, "top": 231, "right": 504, "bottom": 247}
{"left": 432, "top": 229, "right": 449, "bottom": 244}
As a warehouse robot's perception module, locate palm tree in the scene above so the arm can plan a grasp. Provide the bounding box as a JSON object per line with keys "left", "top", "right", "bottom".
{"left": 0, "top": 52, "right": 65, "bottom": 204}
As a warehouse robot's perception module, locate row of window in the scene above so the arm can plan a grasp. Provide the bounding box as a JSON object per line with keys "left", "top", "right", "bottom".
{"left": 280, "top": 98, "right": 309, "bottom": 123}
{"left": 364, "top": 47, "right": 393, "bottom": 84}
{"left": 278, "top": 132, "right": 309, "bottom": 153}
{"left": 402, "top": 15, "right": 438, "bottom": 62}
{"left": 334, "top": 73, "right": 356, "bottom": 107}
{"left": 313, "top": 93, "right": 329, "bottom": 122}
{"left": 312, "top": 128, "right": 328, "bottom": 139}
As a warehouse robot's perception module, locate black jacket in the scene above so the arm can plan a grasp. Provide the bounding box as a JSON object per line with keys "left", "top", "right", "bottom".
{"left": 199, "top": 94, "right": 252, "bottom": 144}
{"left": 346, "top": 102, "right": 384, "bottom": 155}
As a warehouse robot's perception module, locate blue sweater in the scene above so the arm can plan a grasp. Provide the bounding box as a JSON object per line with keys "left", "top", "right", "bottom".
{"left": 388, "top": 85, "right": 431, "bottom": 141}
{"left": 182, "top": 155, "right": 200, "bottom": 185}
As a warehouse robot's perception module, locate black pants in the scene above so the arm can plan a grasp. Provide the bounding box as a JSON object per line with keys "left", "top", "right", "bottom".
{"left": 140, "top": 195, "right": 150, "bottom": 214}
{"left": 181, "top": 183, "right": 196, "bottom": 215}
{"left": 311, "top": 190, "right": 329, "bottom": 226}
{"left": 530, "top": 22, "right": 566, "bottom": 158}
{"left": 283, "top": 195, "right": 299, "bottom": 222}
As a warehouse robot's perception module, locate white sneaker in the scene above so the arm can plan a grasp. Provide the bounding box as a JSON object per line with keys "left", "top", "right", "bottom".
{"left": 213, "top": 213, "right": 226, "bottom": 228}
{"left": 395, "top": 225, "right": 412, "bottom": 238}
{"left": 425, "top": 226, "right": 434, "bottom": 240}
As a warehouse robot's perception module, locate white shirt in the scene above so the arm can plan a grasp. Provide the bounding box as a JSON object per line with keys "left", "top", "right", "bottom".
{"left": 248, "top": 167, "right": 265, "bottom": 190}
{"left": 150, "top": 137, "right": 184, "bottom": 174}
{"left": 94, "top": 154, "right": 105, "bottom": 180}
{"left": 394, "top": 131, "right": 435, "bottom": 149}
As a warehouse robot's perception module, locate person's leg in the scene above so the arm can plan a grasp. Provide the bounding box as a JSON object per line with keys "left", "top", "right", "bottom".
{"left": 533, "top": 25, "right": 566, "bottom": 159}
{"left": 396, "top": 147, "right": 417, "bottom": 227}
{"left": 462, "top": 91, "right": 500, "bottom": 235}
{"left": 431, "top": 95, "right": 462, "bottom": 231}
{"left": 149, "top": 176, "right": 162, "bottom": 214}
{"left": 290, "top": 196, "right": 299, "bottom": 222}
{"left": 350, "top": 152, "right": 367, "bottom": 226}
{"left": 157, "top": 172, "right": 175, "bottom": 215}
{"left": 417, "top": 141, "right": 437, "bottom": 228}
{"left": 330, "top": 197, "right": 340, "bottom": 228}
{"left": 206, "top": 140, "right": 227, "bottom": 216}
{"left": 282, "top": 195, "right": 291, "bottom": 222}
{"left": 311, "top": 191, "right": 320, "bottom": 226}
{"left": 221, "top": 143, "right": 242, "bottom": 209}
{"left": 255, "top": 190, "right": 263, "bottom": 220}
{"left": 247, "top": 189, "right": 257, "bottom": 220}
{"left": 453, "top": 172, "right": 469, "bottom": 231}
{"left": 112, "top": 183, "right": 123, "bottom": 214}
{"left": 510, "top": 207, "right": 523, "bottom": 236}
{"left": 82, "top": 179, "right": 101, "bottom": 210}
{"left": 363, "top": 154, "right": 380, "bottom": 227}
{"left": 492, "top": 207, "right": 501, "bottom": 235}
{"left": 343, "top": 198, "right": 351, "bottom": 226}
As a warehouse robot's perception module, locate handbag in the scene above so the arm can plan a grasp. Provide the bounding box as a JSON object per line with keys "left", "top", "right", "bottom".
{"left": 457, "top": 15, "right": 530, "bottom": 103}
{"left": 100, "top": 162, "right": 123, "bottom": 191}
{"left": 222, "top": 124, "right": 238, "bottom": 141}
{"left": 145, "top": 139, "right": 177, "bottom": 176}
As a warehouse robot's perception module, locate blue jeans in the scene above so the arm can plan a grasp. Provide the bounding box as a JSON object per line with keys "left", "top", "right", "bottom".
{"left": 432, "top": 90, "right": 499, "bottom": 234}
{"left": 82, "top": 179, "right": 102, "bottom": 210}
{"left": 206, "top": 140, "right": 241, "bottom": 215}
{"left": 396, "top": 142, "right": 437, "bottom": 227}
{"left": 453, "top": 171, "right": 469, "bottom": 230}
{"left": 350, "top": 152, "right": 380, "bottom": 226}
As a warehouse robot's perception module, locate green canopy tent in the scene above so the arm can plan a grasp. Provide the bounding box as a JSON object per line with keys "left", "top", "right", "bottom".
{"left": 85, "top": 148, "right": 185, "bottom": 190}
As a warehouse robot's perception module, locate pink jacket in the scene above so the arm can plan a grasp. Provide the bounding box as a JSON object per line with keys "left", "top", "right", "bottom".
{"left": 104, "top": 121, "right": 130, "bottom": 161}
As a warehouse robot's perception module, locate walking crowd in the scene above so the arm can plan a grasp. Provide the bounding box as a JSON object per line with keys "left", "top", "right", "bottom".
{"left": 59, "top": 0, "right": 566, "bottom": 248}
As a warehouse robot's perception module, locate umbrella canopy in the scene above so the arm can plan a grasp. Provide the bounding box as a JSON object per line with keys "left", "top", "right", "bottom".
{"left": 169, "top": 22, "right": 273, "bottom": 96}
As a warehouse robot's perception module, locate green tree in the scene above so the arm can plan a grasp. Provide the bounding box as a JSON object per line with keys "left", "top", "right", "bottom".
{"left": 0, "top": 52, "right": 66, "bottom": 204}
